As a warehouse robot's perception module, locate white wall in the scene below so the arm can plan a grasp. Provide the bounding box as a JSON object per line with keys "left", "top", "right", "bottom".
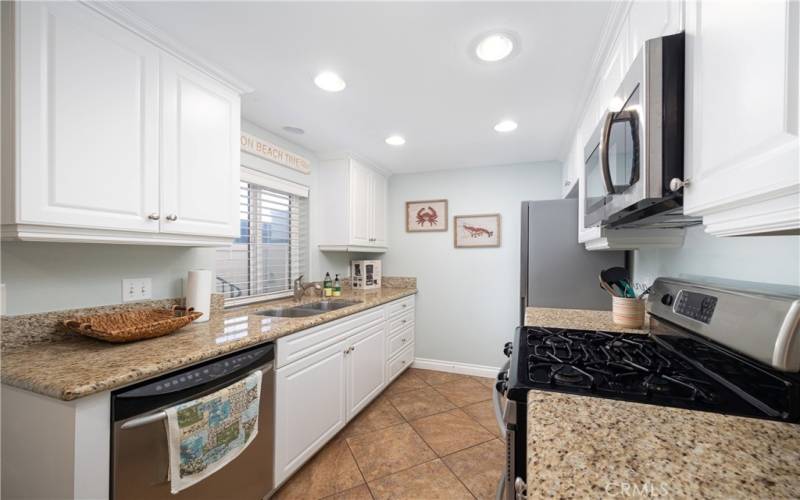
{"left": 0, "top": 120, "right": 352, "bottom": 315}
{"left": 383, "top": 162, "right": 562, "bottom": 369}
{"left": 633, "top": 226, "right": 800, "bottom": 288}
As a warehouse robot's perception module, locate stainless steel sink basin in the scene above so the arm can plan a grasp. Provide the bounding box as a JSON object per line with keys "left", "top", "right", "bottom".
{"left": 256, "top": 300, "right": 361, "bottom": 318}
{"left": 299, "top": 300, "right": 361, "bottom": 312}
{"left": 257, "top": 307, "right": 322, "bottom": 318}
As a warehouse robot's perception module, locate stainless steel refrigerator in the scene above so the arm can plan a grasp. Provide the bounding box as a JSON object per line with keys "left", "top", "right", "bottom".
{"left": 520, "top": 199, "right": 624, "bottom": 324}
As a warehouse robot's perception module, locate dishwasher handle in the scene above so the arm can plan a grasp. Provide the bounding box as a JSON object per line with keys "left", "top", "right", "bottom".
{"left": 119, "top": 362, "right": 273, "bottom": 430}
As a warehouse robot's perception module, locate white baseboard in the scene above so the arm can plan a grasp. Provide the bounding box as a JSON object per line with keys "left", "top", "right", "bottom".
{"left": 412, "top": 357, "right": 500, "bottom": 379}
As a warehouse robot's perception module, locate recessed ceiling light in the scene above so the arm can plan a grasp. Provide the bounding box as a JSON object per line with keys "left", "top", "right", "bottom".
{"left": 476, "top": 33, "right": 515, "bottom": 62}
{"left": 282, "top": 126, "right": 305, "bottom": 135}
{"left": 494, "top": 120, "right": 518, "bottom": 133}
{"left": 314, "top": 71, "right": 346, "bottom": 92}
{"left": 385, "top": 135, "right": 406, "bottom": 146}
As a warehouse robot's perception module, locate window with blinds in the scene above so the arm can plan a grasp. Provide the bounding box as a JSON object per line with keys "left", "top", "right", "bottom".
{"left": 216, "top": 171, "right": 309, "bottom": 306}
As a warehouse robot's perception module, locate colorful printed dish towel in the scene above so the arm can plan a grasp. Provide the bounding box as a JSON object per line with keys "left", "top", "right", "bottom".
{"left": 165, "top": 370, "right": 262, "bottom": 494}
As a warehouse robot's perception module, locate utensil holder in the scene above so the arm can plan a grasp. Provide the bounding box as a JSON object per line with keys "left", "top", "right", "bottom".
{"left": 612, "top": 296, "right": 645, "bottom": 328}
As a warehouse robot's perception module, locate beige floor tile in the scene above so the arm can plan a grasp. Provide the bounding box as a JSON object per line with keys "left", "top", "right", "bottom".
{"left": 367, "top": 459, "right": 473, "bottom": 500}
{"left": 472, "top": 375, "right": 497, "bottom": 390}
{"left": 387, "top": 386, "right": 456, "bottom": 420}
{"left": 462, "top": 399, "right": 501, "bottom": 437}
{"left": 409, "top": 368, "right": 466, "bottom": 386}
{"left": 346, "top": 423, "right": 436, "bottom": 481}
{"left": 433, "top": 377, "right": 492, "bottom": 407}
{"left": 340, "top": 397, "right": 405, "bottom": 439}
{"left": 382, "top": 370, "right": 427, "bottom": 397}
{"left": 443, "top": 439, "right": 505, "bottom": 500}
{"left": 410, "top": 408, "right": 494, "bottom": 456}
{"left": 323, "top": 484, "right": 374, "bottom": 500}
{"left": 273, "top": 437, "right": 364, "bottom": 500}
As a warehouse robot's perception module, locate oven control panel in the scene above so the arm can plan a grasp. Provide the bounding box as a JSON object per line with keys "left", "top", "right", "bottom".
{"left": 674, "top": 290, "right": 717, "bottom": 324}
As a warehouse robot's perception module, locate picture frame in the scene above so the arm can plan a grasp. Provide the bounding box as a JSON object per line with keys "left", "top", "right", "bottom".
{"left": 406, "top": 199, "right": 448, "bottom": 232}
{"left": 454, "top": 214, "right": 501, "bottom": 248}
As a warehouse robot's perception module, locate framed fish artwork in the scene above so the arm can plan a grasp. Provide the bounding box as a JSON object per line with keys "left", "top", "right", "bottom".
{"left": 454, "top": 214, "right": 501, "bottom": 248}
{"left": 406, "top": 199, "right": 448, "bottom": 232}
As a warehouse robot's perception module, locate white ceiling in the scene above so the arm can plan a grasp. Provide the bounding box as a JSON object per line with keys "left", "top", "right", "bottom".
{"left": 122, "top": 1, "right": 613, "bottom": 173}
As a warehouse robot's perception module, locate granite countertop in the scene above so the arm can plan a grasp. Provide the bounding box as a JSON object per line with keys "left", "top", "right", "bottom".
{"left": 525, "top": 306, "right": 648, "bottom": 334}
{"left": 524, "top": 307, "right": 800, "bottom": 498}
{"left": 1, "top": 286, "right": 416, "bottom": 401}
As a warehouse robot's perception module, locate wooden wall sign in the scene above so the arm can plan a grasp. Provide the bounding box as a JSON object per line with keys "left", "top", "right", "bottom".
{"left": 240, "top": 132, "right": 311, "bottom": 174}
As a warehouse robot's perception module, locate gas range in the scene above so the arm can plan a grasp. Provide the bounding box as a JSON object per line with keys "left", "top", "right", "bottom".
{"left": 505, "top": 325, "right": 799, "bottom": 421}
{"left": 494, "top": 277, "right": 800, "bottom": 500}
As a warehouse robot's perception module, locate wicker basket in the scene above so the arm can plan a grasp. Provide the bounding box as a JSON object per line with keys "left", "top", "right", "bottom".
{"left": 62, "top": 305, "right": 203, "bottom": 343}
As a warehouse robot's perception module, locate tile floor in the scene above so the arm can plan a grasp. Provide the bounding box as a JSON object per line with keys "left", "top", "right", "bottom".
{"left": 273, "top": 368, "right": 503, "bottom": 500}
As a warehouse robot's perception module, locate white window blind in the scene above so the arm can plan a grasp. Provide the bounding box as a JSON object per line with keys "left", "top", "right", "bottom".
{"left": 216, "top": 170, "right": 309, "bottom": 306}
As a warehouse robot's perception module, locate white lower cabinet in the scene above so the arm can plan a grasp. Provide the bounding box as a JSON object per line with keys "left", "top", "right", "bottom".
{"left": 274, "top": 296, "right": 415, "bottom": 486}
{"left": 274, "top": 342, "right": 347, "bottom": 485}
{"left": 346, "top": 323, "right": 387, "bottom": 417}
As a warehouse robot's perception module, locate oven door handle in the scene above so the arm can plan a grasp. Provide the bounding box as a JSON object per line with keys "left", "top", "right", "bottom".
{"left": 599, "top": 110, "right": 616, "bottom": 195}
{"left": 493, "top": 360, "right": 510, "bottom": 440}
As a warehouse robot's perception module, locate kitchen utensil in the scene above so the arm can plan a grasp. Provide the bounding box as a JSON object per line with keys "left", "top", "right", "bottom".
{"left": 598, "top": 275, "right": 618, "bottom": 296}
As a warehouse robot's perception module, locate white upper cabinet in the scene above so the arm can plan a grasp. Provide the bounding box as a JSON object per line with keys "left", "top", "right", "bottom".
{"left": 12, "top": 2, "right": 160, "bottom": 233}
{"left": 318, "top": 157, "right": 388, "bottom": 252}
{"left": 683, "top": 0, "right": 799, "bottom": 236}
{"left": 1, "top": 2, "right": 246, "bottom": 245}
{"left": 160, "top": 55, "right": 240, "bottom": 238}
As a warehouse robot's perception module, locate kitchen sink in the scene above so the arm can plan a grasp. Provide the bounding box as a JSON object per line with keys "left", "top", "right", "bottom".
{"left": 257, "top": 300, "right": 362, "bottom": 318}
{"left": 299, "top": 300, "right": 361, "bottom": 312}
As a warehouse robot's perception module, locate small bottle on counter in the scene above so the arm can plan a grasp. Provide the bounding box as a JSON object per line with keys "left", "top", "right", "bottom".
{"left": 333, "top": 274, "right": 341, "bottom": 297}
{"left": 323, "top": 272, "right": 333, "bottom": 297}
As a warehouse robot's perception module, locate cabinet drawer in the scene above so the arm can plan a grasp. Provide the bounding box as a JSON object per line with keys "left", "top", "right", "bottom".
{"left": 276, "top": 308, "right": 384, "bottom": 368}
{"left": 388, "top": 325, "right": 414, "bottom": 359}
{"left": 388, "top": 343, "right": 414, "bottom": 382}
{"left": 388, "top": 310, "right": 414, "bottom": 336}
{"left": 388, "top": 296, "right": 415, "bottom": 318}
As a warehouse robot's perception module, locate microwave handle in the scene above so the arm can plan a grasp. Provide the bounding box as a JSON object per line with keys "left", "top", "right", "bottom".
{"left": 599, "top": 110, "right": 616, "bottom": 195}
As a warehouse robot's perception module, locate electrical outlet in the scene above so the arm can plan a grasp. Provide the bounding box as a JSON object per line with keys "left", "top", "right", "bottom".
{"left": 122, "top": 278, "right": 152, "bottom": 302}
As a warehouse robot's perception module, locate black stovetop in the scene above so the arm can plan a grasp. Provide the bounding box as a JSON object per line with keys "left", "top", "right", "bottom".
{"left": 504, "top": 325, "right": 800, "bottom": 422}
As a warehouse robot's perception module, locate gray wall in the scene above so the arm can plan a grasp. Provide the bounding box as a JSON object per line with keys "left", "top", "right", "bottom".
{"left": 0, "top": 120, "right": 353, "bottom": 315}
{"left": 382, "top": 162, "right": 562, "bottom": 369}
{"left": 633, "top": 225, "right": 800, "bottom": 288}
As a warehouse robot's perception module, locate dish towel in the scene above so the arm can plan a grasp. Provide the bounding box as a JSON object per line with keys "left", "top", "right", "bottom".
{"left": 165, "top": 370, "right": 262, "bottom": 494}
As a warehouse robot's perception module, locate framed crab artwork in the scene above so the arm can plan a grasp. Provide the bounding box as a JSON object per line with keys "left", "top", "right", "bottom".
{"left": 454, "top": 214, "right": 501, "bottom": 248}
{"left": 406, "top": 199, "right": 448, "bottom": 232}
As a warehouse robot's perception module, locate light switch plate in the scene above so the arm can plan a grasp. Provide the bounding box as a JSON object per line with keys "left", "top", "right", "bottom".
{"left": 122, "top": 278, "right": 152, "bottom": 302}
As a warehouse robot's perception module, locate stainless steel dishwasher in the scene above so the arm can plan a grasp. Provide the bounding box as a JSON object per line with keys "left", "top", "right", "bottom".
{"left": 111, "top": 344, "right": 275, "bottom": 500}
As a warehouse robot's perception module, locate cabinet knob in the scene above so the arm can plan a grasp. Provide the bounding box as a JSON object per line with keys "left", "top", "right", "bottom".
{"left": 563, "top": 180, "right": 570, "bottom": 186}
{"left": 402, "top": 304, "right": 407, "bottom": 308}
{"left": 401, "top": 338, "right": 407, "bottom": 343}
{"left": 148, "top": 213, "right": 160, "bottom": 220}
{"left": 669, "top": 178, "right": 690, "bottom": 192}
{"left": 166, "top": 214, "right": 178, "bottom": 221}
{"left": 402, "top": 320, "right": 407, "bottom": 324}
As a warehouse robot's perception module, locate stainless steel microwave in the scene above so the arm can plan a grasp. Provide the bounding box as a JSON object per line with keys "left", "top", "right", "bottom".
{"left": 584, "top": 32, "right": 699, "bottom": 229}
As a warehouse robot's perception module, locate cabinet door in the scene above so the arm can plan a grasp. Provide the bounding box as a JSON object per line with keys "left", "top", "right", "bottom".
{"left": 370, "top": 172, "right": 387, "bottom": 246}
{"left": 346, "top": 322, "right": 386, "bottom": 419}
{"left": 275, "top": 341, "right": 347, "bottom": 485}
{"left": 16, "top": 2, "right": 159, "bottom": 231}
{"left": 348, "top": 161, "right": 372, "bottom": 246}
{"left": 683, "top": 0, "right": 799, "bottom": 235}
{"left": 160, "top": 55, "right": 240, "bottom": 238}
{"left": 628, "top": 0, "right": 682, "bottom": 60}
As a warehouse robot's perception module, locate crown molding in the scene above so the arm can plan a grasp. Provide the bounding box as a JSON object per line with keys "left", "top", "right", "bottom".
{"left": 80, "top": 1, "right": 254, "bottom": 95}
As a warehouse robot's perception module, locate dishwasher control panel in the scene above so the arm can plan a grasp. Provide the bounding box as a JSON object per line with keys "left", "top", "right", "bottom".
{"left": 118, "top": 345, "right": 272, "bottom": 398}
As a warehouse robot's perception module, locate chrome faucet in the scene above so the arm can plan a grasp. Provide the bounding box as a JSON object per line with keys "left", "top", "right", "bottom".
{"left": 293, "top": 275, "right": 321, "bottom": 303}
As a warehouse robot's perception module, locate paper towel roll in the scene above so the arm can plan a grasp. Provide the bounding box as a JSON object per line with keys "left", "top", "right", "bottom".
{"left": 186, "top": 270, "right": 212, "bottom": 323}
